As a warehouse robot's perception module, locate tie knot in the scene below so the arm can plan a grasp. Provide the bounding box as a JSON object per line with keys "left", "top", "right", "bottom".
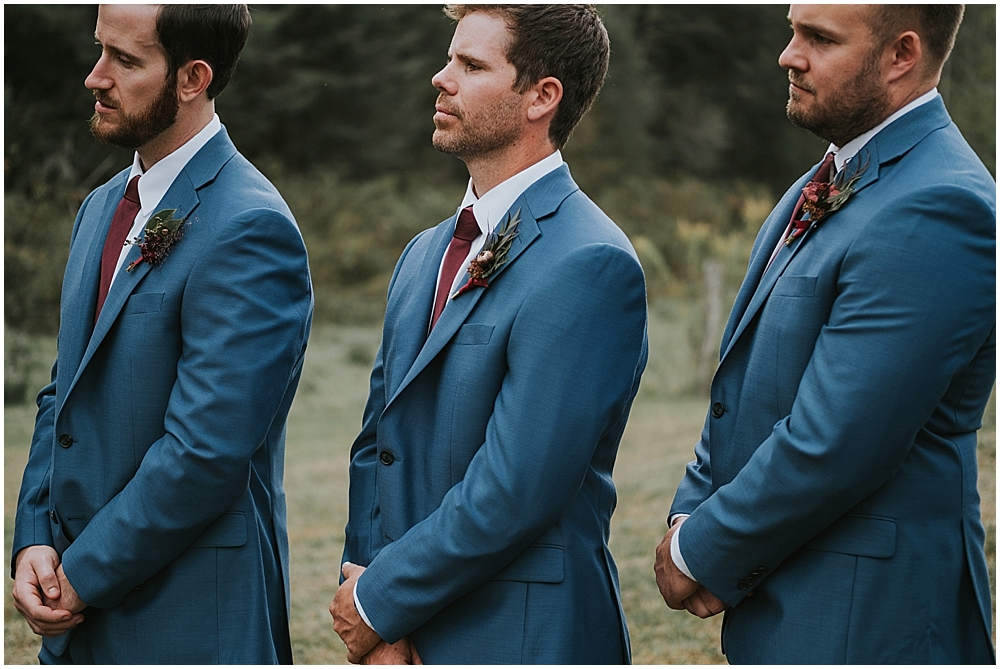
{"left": 454, "top": 206, "right": 479, "bottom": 241}
{"left": 124, "top": 175, "right": 141, "bottom": 205}
{"left": 814, "top": 151, "right": 836, "bottom": 184}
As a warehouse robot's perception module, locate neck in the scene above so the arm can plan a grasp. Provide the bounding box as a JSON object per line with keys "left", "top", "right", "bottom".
{"left": 465, "top": 137, "right": 556, "bottom": 197}
{"left": 137, "top": 102, "right": 215, "bottom": 171}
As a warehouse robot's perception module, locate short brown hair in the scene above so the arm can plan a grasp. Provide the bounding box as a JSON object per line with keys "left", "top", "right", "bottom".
{"left": 156, "top": 5, "right": 252, "bottom": 99}
{"left": 869, "top": 5, "right": 965, "bottom": 77}
{"left": 444, "top": 4, "right": 610, "bottom": 150}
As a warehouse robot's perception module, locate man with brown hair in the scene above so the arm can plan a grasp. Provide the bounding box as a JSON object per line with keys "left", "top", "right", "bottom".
{"left": 331, "top": 4, "right": 647, "bottom": 664}
{"left": 656, "top": 4, "right": 994, "bottom": 663}
{"left": 11, "top": 4, "right": 312, "bottom": 663}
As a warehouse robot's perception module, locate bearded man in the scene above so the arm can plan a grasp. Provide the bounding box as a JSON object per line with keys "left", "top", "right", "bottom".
{"left": 655, "top": 5, "right": 995, "bottom": 663}
{"left": 330, "top": 4, "right": 647, "bottom": 664}
{"left": 11, "top": 4, "right": 312, "bottom": 663}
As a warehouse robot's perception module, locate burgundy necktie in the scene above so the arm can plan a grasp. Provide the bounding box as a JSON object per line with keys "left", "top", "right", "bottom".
{"left": 431, "top": 205, "right": 479, "bottom": 329}
{"left": 764, "top": 152, "right": 835, "bottom": 272}
{"left": 95, "top": 175, "right": 141, "bottom": 321}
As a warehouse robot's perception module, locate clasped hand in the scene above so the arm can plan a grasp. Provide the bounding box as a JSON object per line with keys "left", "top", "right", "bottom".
{"left": 330, "top": 562, "right": 421, "bottom": 664}
{"left": 12, "top": 546, "right": 86, "bottom": 637}
{"left": 653, "top": 518, "right": 728, "bottom": 619}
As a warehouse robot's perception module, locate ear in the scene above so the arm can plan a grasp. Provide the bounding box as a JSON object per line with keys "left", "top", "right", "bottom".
{"left": 176, "top": 59, "right": 214, "bottom": 102}
{"left": 526, "top": 76, "right": 563, "bottom": 123}
{"left": 884, "top": 30, "right": 922, "bottom": 84}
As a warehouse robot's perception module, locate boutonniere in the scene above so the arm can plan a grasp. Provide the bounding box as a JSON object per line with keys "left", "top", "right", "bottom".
{"left": 451, "top": 208, "right": 521, "bottom": 300}
{"left": 786, "top": 153, "right": 870, "bottom": 246}
{"left": 126, "top": 209, "right": 188, "bottom": 271}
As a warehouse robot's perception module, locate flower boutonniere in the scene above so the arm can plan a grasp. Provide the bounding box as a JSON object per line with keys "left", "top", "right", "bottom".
{"left": 451, "top": 208, "right": 521, "bottom": 300}
{"left": 786, "top": 152, "right": 870, "bottom": 247}
{"left": 126, "top": 209, "right": 188, "bottom": 271}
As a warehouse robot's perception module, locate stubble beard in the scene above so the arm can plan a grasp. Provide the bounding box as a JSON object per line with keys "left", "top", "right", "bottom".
{"left": 432, "top": 94, "right": 524, "bottom": 160}
{"left": 90, "top": 73, "right": 180, "bottom": 150}
{"left": 785, "top": 49, "right": 892, "bottom": 148}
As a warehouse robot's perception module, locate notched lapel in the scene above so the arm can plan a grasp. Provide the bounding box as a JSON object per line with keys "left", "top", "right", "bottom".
{"left": 387, "top": 202, "right": 543, "bottom": 407}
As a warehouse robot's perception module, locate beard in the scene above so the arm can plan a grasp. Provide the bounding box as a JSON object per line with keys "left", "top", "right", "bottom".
{"left": 90, "top": 73, "right": 179, "bottom": 150}
{"left": 432, "top": 93, "right": 524, "bottom": 159}
{"left": 785, "top": 49, "right": 891, "bottom": 148}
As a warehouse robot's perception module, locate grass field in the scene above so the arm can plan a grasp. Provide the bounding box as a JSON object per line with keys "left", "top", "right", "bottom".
{"left": 4, "top": 316, "right": 995, "bottom": 664}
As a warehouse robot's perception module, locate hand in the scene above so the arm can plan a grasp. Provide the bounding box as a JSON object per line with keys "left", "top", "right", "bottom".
{"left": 360, "top": 638, "right": 423, "bottom": 665}
{"left": 48, "top": 564, "right": 87, "bottom": 614}
{"left": 11, "top": 546, "right": 85, "bottom": 637}
{"left": 682, "top": 584, "right": 728, "bottom": 618}
{"left": 331, "top": 562, "right": 381, "bottom": 662}
{"left": 653, "top": 518, "right": 699, "bottom": 609}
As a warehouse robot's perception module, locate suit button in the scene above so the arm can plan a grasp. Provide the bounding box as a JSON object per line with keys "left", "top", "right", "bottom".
{"left": 58, "top": 434, "right": 73, "bottom": 448}
{"left": 711, "top": 402, "right": 725, "bottom": 418}
{"left": 49, "top": 510, "right": 58, "bottom": 523}
{"left": 737, "top": 579, "right": 750, "bottom": 590}
{"left": 379, "top": 451, "right": 394, "bottom": 466}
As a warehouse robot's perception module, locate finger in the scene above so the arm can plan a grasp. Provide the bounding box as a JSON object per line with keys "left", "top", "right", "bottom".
{"left": 411, "top": 644, "right": 423, "bottom": 665}
{"left": 35, "top": 560, "right": 61, "bottom": 601}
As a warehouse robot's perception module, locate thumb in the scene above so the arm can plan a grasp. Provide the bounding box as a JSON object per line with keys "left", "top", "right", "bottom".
{"left": 36, "top": 558, "right": 61, "bottom": 601}
{"left": 341, "top": 561, "right": 362, "bottom": 580}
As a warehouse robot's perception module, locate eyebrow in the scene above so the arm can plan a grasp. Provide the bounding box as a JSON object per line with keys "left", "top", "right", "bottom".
{"left": 94, "top": 31, "right": 144, "bottom": 64}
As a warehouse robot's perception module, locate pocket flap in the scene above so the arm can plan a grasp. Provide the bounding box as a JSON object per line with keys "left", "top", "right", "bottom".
{"left": 454, "top": 323, "right": 494, "bottom": 346}
{"left": 123, "top": 292, "right": 164, "bottom": 315}
{"left": 773, "top": 275, "right": 817, "bottom": 298}
{"left": 190, "top": 512, "right": 248, "bottom": 548}
{"left": 492, "top": 544, "right": 564, "bottom": 583}
{"left": 804, "top": 515, "right": 896, "bottom": 558}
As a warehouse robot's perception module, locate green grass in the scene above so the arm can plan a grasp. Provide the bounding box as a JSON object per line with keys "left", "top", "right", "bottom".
{"left": 4, "top": 319, "right": 995, "bottom": 663}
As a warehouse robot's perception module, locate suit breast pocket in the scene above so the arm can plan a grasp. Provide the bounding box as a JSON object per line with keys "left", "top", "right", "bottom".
{"left": 772, "top": 275, "right": 818, "bottom": 298}
{"left": 122, "top": 292, "right": 165, "bottom": 315}
{"left": 454, "top": 323, "right": 494, "bottom": 345}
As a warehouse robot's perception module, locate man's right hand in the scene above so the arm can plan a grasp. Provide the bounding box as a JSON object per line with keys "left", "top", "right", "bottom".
{"left": 12, "top": 546, "right": 85, "bottom": 636}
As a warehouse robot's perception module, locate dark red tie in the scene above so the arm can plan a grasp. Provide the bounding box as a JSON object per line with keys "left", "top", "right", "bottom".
{"left": 431, "top": 205, "right": 479, "bottom": 329}
{"left": 95, "top": 175, "right": 141, "bottom": 320}
{"left": 764, "top": 152, "right": 836, "bottom": 272}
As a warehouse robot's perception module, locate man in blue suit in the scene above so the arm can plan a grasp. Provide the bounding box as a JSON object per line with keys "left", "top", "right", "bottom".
{"left": 331, "top": 5, "right": 648, "bottom": 664}
{"left": 656, "top": 5, "right": 995, "bottom": 663}
{"left": 11, "top": 5, "right": 312, "bottom": 663}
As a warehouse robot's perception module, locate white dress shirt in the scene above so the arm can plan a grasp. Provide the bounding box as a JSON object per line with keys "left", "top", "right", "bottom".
{"left": 107, "top": 114, "right": 222, "bottom": 292}
{"left": 355, "top": 149, "right": 565, "bottom": 631}
{"left": 672, "top": 88, "right": 941, "bottom": 583}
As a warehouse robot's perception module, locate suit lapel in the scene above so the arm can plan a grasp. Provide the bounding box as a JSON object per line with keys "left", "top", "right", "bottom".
{"left": 386, "top": 165, "right": 575, "bottom": 406}
{"left": 56, "top": 182, "right": 123, "bottom": 400}
{"left": 720, "top": 99, "right": 950, "bottom": 363}
{"left": 61, "top": 127, "right": 237, "bottom": 408}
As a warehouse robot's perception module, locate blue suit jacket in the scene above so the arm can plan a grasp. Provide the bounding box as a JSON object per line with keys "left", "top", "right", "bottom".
{"left": 342, "top": 165, "right": 648, "bottom": 664}
{"left": 670, "top": 98, "right": 995, "bottom": 663}
{"left": 12, "top": 127, "right": 313, "bottom": 663}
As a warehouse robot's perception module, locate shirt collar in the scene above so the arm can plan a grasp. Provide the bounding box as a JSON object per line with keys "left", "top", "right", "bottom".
{"left": 829, "top": 88, "right": 939, "bottom": 173}
{"left": 458, "top": 150, "right": 564, "bottom": 236}
{"left": 128, "top": 113, "right": 222, "bottom": 217}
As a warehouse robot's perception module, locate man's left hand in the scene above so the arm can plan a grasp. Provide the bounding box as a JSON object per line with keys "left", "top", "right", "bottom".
{"left": 653, "top": 521, "right": 699, "bottom": 609}
{"left": 331, "top": 562, "right": 381, "bottom": 662}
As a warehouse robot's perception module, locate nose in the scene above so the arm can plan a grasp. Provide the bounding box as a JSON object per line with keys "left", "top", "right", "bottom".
{"left": 778, "top": 34, "right": 806, "bottom": 72}
{"left": 85, "top": 51, "right": 113, "bottom": 91}
{"left": 431, "top": 61, "right": 456, "bottom": 95}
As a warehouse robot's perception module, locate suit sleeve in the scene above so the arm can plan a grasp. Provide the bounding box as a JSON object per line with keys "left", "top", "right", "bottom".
{"left": 59, "top": 207, "right": 312, "bottom": 609}
{"left": 356, "top": 242, "right": 648, "bottom": 643}
{"left": 678, "top": 183, "right": 995, "bottom": 606}
{"left": 341, "top": 236, "right": 422, "bottom": 569}
{"left": 11, "top": 190, "right": 99, "bottom": 574}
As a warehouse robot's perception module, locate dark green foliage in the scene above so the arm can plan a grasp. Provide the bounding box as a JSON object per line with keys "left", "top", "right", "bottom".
{"left": 4, "top": 4, "right": 995, "bottom": 333}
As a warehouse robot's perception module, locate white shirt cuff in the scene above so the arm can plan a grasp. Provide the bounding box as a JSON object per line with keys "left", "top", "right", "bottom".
{"left": 353, "top": 579, "right": 376, "bottom": 632}
{"left": 671, "top": 519, "right": 697, "bottom": 581}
